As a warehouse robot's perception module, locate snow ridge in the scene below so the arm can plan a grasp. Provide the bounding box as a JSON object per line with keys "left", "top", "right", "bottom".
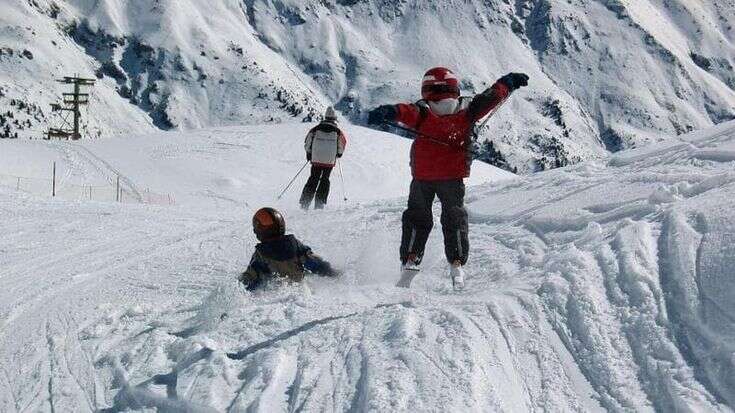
{"left": 2, "top": 0, "right": 735, "bottom": 171}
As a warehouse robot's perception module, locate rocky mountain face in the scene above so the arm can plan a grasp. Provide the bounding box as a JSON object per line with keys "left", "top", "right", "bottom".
{"left": 1, "top": 0, "right": 734, "bottom": 172}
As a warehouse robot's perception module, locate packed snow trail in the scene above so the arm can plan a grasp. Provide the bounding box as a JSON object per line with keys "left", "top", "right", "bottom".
{"left": 1, "top": 122, "right": 734, "bottom": 412}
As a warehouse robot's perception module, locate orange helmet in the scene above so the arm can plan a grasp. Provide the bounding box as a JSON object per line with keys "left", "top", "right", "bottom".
{"left": 252, "top": 207, "right": 285, "bottom": 241}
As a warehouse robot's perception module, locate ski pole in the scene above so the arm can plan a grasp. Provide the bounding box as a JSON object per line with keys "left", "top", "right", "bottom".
{"left": 277, "top": 161, "right": 309, "bottom": 200}
{"left": 382, "top": 122, "right": 453, "bottom": 147}
{"left": 337, "top": 159, "right": 348, "bottom": 202}
{"left": 475, "top": 97, "right": 509, "bottom": 133}
{"left": 383, "top": 122, "right": 483, "bottom": 156}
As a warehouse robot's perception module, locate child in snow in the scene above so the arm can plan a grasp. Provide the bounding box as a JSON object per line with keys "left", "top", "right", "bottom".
{"left": 300, "top": 107, "right": 348, "bottom": 209}
{"left": 367, "top": 67, "right": 528, "bottom": 290}
{"left": 240, "top": 207, "right": 339, "bottom": 290}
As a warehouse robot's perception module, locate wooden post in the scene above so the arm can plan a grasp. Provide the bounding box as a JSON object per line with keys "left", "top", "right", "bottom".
{"left": 72, "top": 80, "right": 81, "bottom": 140}
{"left": 52, "top": 162, "right": 56, "bottom": 197}
{"left": 89, "top": 185, "right": 92, "bottom": 200}
{"left": 16, "top": 177, "right": 20, "bottom": 190}
{"left": 116, "top": 175, "right": 120, "bottom": 202}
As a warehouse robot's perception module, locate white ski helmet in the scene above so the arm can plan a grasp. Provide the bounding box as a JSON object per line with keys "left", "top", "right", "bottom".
{"left": 324, "top": 106, "right": 337, "bottom": 122}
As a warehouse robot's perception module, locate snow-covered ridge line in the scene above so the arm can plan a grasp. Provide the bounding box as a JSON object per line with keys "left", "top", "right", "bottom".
{"left": 2, "top": 0, "right": 735, "bottom": 172}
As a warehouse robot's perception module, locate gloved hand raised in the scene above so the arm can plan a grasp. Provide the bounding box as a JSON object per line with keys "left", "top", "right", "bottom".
{"left": 367, "top": 105, "right": 398, "bottom": 125}
{"left": 498, "top": 73, "right": 529, "bottom": 91}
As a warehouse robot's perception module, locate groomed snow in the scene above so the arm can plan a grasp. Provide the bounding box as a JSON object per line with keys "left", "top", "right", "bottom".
{"left": 1, "top": 121, "right": 734, "bottom": 412}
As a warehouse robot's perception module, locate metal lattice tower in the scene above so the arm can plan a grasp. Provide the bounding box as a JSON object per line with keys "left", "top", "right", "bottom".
{"left": 46, "top": 76, "right": 96, "bottom": 140}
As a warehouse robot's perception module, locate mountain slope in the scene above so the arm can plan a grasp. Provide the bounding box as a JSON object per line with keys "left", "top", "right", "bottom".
{"left": 1, "top": 0, "right": 734, "bottom": 171}
{"left": 1, "top": 121, "right": 734, "bottom": 411}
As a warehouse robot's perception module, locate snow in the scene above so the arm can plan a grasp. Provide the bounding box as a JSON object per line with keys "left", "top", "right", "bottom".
{"left": 0, "top": 123, "right": 510, "bottom": 209}
{"left": 3, "top": 0, "right": 735, "bottom": 171}
{"left": 2, "top": 120, "right": 735, "bottom": 412}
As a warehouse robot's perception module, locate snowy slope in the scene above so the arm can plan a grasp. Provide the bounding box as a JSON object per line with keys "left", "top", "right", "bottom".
{"left": 0, "top": 123, "right": 511, "bottom": 209}
{"left": 2, "top": 120, "right": 735, "bottom": 411}
{"left": 2, "top": 0, "right": 735, "bottom": 172}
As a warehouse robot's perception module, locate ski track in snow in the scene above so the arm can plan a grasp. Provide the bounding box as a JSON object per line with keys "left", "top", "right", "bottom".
{"left": 1, "top": 122, "right": 735, "bottom": 412}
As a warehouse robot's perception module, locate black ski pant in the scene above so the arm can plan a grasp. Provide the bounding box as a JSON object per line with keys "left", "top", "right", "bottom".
{"left": 400, "top": 179, "right": 469, "bottom": 266}
{"left": 300, "top": 165, "right": 332, "bottom": 209}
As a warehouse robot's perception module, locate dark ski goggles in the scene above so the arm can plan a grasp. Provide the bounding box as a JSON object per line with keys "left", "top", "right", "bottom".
{"left": 422, "top": 84, "right": 459, "bottom": 96}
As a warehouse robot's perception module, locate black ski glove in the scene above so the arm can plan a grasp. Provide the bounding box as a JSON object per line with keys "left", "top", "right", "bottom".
{"left": 498, "top": 73, "right": 529, "bottom": 91}
{"left": 367, "top": 105, "right": 398, "bottom": 125}
{"left": 306, "top": 152, "right": 311, "bottom": 161}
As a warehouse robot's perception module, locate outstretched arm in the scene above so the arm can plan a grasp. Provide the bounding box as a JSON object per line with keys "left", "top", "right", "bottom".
{"left": 295, "top": 239, "right": 340, "bottom": 277}
{"left": 304, "top": 252, "right": 340, "bottom": 277}
{"left": 367, "top": 103, "right": 422, "bottom": 129}
{"left": 468, "top": 73, "right": 529, "bottom": 121}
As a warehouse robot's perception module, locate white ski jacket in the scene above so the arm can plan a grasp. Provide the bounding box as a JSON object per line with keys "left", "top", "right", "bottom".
{"left": 305, "top": 121, "right": 347, "bottom": 167}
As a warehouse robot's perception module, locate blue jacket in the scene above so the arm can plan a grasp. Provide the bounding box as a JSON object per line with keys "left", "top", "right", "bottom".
{"left": 240, "top": 234, "right": 337, "bottom": 290}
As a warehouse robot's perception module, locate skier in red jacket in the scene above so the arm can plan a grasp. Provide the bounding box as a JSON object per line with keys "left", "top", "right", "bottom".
{"left": 367, "top": 67, "right": 528, "bottom": 289}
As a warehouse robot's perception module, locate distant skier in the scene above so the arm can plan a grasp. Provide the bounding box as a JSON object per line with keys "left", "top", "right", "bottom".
{"left": 367, "top": 67, "right": 528, "bottom": 289}
{"left": 240, "top": 207, "right": 340, "bottom": 290}
{"left": 300, "top": 107, "right": 348, "bottom": 209}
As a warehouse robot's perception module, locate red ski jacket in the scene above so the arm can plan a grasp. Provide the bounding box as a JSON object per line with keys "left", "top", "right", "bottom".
{"left": 394, "top": 82, "right": 510, "bottom": 180}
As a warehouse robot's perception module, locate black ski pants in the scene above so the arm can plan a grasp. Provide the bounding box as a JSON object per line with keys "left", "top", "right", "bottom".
{"left": 400, "top": 179, "right": 469, "bottom": 266}
{"left": 300, "top": 165, "right": 332, "bottom": 209}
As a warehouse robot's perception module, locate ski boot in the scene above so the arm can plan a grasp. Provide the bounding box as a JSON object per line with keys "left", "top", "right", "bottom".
{"left": 450, "top": 261, "right": 465, "bottom": 291}
{"left": 397, "top": 254, "right": 420, "bottom": 288}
